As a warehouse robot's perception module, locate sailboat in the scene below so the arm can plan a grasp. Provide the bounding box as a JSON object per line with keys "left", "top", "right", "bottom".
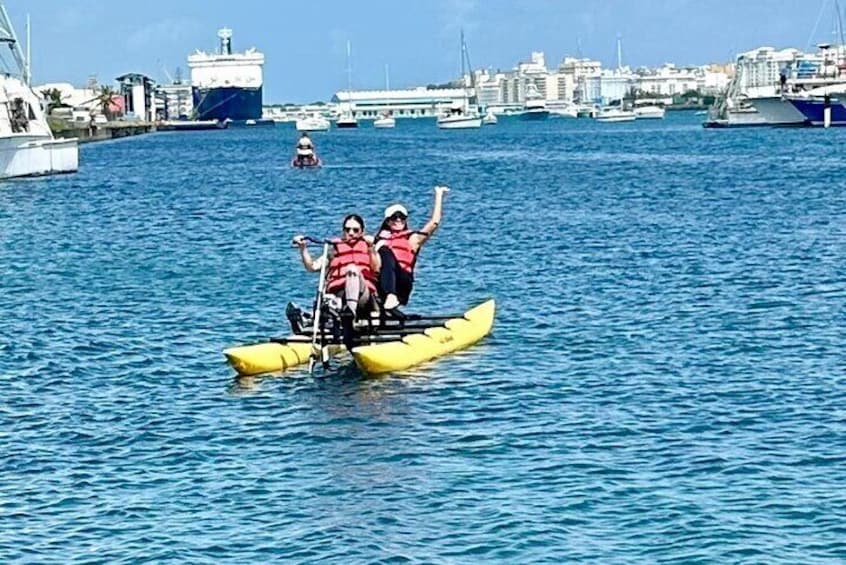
{"left": 336, "top": 40, "right": 358, "bottom": 128}
{"left": 373, "top": 64, "right": 396, "bottom": 128}
{"left": 437, "top": 30, "right": 482, "bottom": 129}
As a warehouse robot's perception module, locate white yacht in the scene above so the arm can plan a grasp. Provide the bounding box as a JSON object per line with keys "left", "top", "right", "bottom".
{"left": 437, "top": 31, "right": 481, "bottom": 129}
{"left": 373, "top": 112, "right": 396, "bottom": 128}
{"left": 521, "top": 83, "right": 549, "bottom": 120}
{"left": 438, "top": 102, "right": 482, "bottom": 129}
{"left": 547, "top": 100, "right": 578, "bottom": 118}
{"left": 595, "top": 107, "right": 636, "bottom": 123}
{"left": 633, "top": 105, "right": 666, "bottom": 119}
{"left": 295, "top": 114, "right": 330, "bottom": 131}
{"left": 1, "top": 6, "right": 78, "bottom": 180}
{"left": 482, "top": 109, "right": 497, "bottom": 125}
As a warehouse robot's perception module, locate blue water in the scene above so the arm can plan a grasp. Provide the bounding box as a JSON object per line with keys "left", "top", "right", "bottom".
{"left": 2, "top": 114, "right": 845, "bottom": 563}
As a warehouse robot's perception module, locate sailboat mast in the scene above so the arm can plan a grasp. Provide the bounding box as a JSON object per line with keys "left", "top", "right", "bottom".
{"left": 385, "top": 63, "right": 390, "bottom": 90}
{"left": 346, "top": 40, "right": 352, "bottom": 93}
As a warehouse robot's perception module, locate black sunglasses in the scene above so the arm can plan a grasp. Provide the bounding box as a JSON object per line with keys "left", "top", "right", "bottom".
{"left": 344, "top": 225, "right": 362, "bottom": 233}
{"left": 388, "top": 213, "right": 407, "bottom": 222}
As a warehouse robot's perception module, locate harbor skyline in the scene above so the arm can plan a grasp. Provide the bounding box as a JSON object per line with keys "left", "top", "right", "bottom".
{"left": 9, "top": 0, "right": 842, "bottom": 102}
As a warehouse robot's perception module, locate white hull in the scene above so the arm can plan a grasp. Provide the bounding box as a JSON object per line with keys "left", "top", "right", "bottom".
{"left": 596, "top": 109, "right": 636, "bottom": 123}
{"left": 634, "top": 106, "right": 666, "bottom": 119}
{"left": 550, "top": 108, "right": 578, "bottom": 118}
{"left": 482, "top": 112, "right": 497, "bottom": 125}
{"left": 1, "top": 135, "right": 79, "bottom": 180}
{"left": 373, "top": 117, "right": 396, "bottom": 128}
{"left": 296, "top": 117, "right": 330, "bottom": 131}
{"left": 437, "top": 114, "right": 482, "bottom": 129}
{"left": 747, "top": 96, "right": 806, "bottom": 125}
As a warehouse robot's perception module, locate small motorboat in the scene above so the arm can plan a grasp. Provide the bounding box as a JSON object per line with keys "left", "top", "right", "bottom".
{"left": 296, "top": 114, "right": 331, "bottom": 132}
{"left": 482, "top": 110, "right": 498, "bottom": 125}
{"left": 373, "top": 113, "right": 396, "bottom": 128}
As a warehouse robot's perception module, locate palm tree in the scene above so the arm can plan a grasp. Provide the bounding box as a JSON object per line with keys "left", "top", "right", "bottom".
{"left": 96, "top": 86, "right": 118, "bottom": 120}
{"left": 40, "top": 88, "right": 66, "bottom": 115}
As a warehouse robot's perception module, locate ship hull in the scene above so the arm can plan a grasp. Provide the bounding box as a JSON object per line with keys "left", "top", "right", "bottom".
{"left": 192, "top": 86, "right": 262, "bottom": 121}
{"left": 521, "top": 109, "right": 550, "bottom": 120}
{"left": 789, "top": 98, "right": 846, "bottom": 126}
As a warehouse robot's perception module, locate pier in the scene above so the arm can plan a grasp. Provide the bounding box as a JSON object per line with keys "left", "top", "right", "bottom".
{"left": 49, "top": 120, "right": 154, "bottom": 144}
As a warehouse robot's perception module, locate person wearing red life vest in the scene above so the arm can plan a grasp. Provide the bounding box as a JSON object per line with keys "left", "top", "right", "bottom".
{"left": 292, "top": 214, "right": 380, "bottom": 317}
{"left": 374, "top": 185, "right": 449, "bottom": 310}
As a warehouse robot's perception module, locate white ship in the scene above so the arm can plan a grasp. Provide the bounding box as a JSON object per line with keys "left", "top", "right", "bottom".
{"left": 1, "top": 5, "right": 78, "bottom": 179}
{"left": 187, "top": 28, "right": 264, "bottom": 122}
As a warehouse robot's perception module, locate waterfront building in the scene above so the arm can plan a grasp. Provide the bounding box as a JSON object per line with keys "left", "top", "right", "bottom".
{"left": 557, "top": 57, "right": 603, "bottom": 103}
{"left": 634, "top": 64, "right": 700, "bottom": 97}
{"left": 116, "top": 73, "right": 156, "bottom": 121}
{"left": 580, "top": 68, "right": 635, "bottom": 105}
{"left": 330, "top": 87, "right": 470, "bottom": 119}
{"left": 156, "top": 81, "right": 193, "bottom": 120}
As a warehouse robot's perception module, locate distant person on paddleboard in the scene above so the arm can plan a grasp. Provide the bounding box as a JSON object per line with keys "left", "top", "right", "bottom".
{"left": 295, "top": 132, "right": 316, "bottom": 166}
{"left": 293, "top": 214, "right": 380, "bottom": 319}
{"left": 375, "top": 185, "right": 449, "bottom": 310}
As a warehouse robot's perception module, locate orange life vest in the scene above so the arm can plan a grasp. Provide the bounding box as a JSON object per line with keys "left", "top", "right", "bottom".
{"left": 326, "top": 238, "right": 376, "bottom": 291}
{"left": 378, "top": 229, "right": 417, "bottom": 274}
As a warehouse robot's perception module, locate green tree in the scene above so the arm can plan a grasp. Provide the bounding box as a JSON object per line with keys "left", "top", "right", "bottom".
{"left": 40, "top": 88, "right": 66, "bottom": 114}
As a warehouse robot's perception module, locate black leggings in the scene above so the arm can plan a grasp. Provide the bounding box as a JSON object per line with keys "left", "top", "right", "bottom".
{"left": 378, "top": 247, "right": 414, "bottom": 305}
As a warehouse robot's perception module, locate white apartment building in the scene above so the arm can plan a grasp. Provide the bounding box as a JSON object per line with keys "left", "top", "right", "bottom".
{"left": 734, "top": 46, "right": 802, "bottom": 97}
{"left": 635, "top": 64, "right": 699, "bottom": 97}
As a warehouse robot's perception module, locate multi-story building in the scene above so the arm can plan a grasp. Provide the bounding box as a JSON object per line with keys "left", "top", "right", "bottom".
{"left": 157, "top": 82, "right": 193, "bottom": 119}
{"left": 734, "top": 46, "right": 802, "bottom": 97}
{"left": 634, "top": 64, "right": 700, "bottom": 97}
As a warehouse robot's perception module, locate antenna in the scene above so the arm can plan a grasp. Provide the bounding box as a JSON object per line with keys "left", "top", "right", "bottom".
{"left": 25, "top": 13, "right": 30, "bottom": 85}
{"left": 616, "top": 34, "right": 623, "bottom": 70}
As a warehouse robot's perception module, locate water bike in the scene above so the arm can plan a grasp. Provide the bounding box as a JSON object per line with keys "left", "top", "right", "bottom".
{"left": 223, "top": 237, "right": 495, "bottom": 376}
{"left": 291, "top": 155, "right": 321, "bottom": 168}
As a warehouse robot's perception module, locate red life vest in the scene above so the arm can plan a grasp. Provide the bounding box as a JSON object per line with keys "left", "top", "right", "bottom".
{"left": 378, "top": 229, "right": 417, "bottom": 274}
{"left": 326, "top": 238, "right": 376, "bottom": 291}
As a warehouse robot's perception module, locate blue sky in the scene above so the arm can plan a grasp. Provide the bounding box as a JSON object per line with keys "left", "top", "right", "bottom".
{"left": 7, "top": 0, "right": 840, "bottom": 103}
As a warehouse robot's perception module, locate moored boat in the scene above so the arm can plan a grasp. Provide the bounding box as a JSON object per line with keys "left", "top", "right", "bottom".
{"left": 520, "top": 83, "right": 549, "bottom": 120}
{"left": 296, "top": 114, "right": 330, "bottom": 131}
{"left": 157, "top": 119, "right": 227, "bottom": 131}
{"left": 373, "top": 112, "right": 396, "bottom": 128}
{"left": 1, "top": 7, "right": 78, "bottom": 179}
{"left": 633, "top": 105, "right": 665, "bottom": 119}
{"left": 595, "top": 107, "right": 636, "bottom": 122}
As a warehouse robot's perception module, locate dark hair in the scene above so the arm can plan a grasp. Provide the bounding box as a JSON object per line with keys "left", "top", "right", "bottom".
{"left": 342, "top": 213, "right": 365, "bottom": 231}
{"left": 377, "top": 213, "right": 408, "bottom": 236}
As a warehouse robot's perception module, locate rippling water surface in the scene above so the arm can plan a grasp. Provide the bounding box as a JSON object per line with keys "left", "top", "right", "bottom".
{"left": 2, "top": 114, "right": 845, "bottom": 563}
